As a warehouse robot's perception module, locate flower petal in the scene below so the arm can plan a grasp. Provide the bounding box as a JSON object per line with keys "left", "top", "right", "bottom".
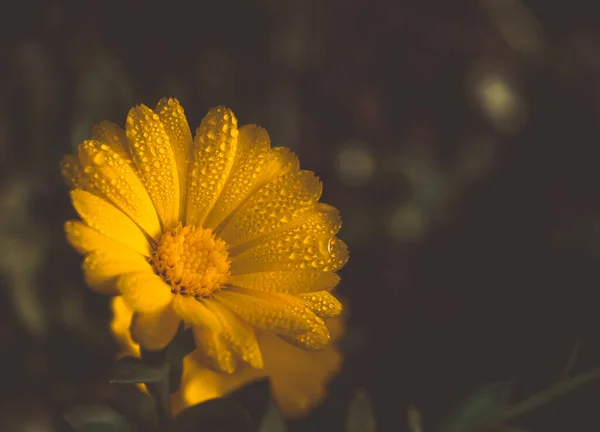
{"left": 70, "top": 189, "right": 152, "bottom": 257}
{"left": 117, "top": 271, "right": 173, "bottom": 313}
{"left": 298, "top": 292, "right": 343, "bottom": 318}
{"left": 65, "top": 220, "right": 142, "bottom": 256}
{"left": 60, "top": 154, "right": 99, "bottom": 193}
{"left": 203, "top": 298, "right": 263, "bottom": 369}
{"left": 130, "top": 302, "right": 181, "bottom": 351}
{"left": 204, "top": 125, "right": 299, "bottom": 230}
{"left": 214, "top": 288, "right": 330, "bottom": 349}
{"left": 179, "top": 323, "right": 343, "bottom": 418}
{"left": 230, "top": 235, "right": 347, "bottom": 274}
{"left": 179, "top": 356, "right": 258, "bottom": 407}
{"left": 228, "top": 271, "right": 339, "bottom": 294}
{"left": 229, "top": 203, "right": 342, "bottom": 255}
{"left": 228, "top": 204, "right": 346, "bottom": 274}
{"left": 186, "top": 106, "right": 239, "bottom": 227}
{"left": 154, "top": 98, "right": 193, "bottom": 221}
{"left": 253, "top": 328, "right": 342, "bottom": 417}
{"left": 126, "top": 105, "right": 180, "bottom": 230}
{"left": 172, "top": 295, "right": 221, "bottom": 330}
{"left": 78, "top": 140, "right": 162, "bottom": 240}
{"left": 91, "top": 121, "right": 136, "bottom": 169}
{"left": 219, "top": 170, "right": 322, "bottom": 248}
{"left": 83, "top": 249, "right": 152, "bottom": 295}
{"left": 192, "top": 327, "right": 237, "bottom": 374}
{"left": 173, "top": 296, "right": 237, "bottom": 373}
{"left": 111, "top": 297, "right": 141, "bottom": 358}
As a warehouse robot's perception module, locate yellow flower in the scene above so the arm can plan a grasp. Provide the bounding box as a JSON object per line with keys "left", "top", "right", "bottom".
{"left": 62, "top": 98, "right": 348, "bottom": 373}
{"left": 110, "top": 296, "right": 345, "bottom": 417}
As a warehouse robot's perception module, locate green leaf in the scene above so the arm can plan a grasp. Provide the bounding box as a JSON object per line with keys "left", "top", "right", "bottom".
{"left": 165, "top": 326, "right": 196, "bottom": 363}
{"left": 109, "top": 356, "right": 165, "bottom": 384}
{"left": 64, "top": 405, "right": 133, "bottom": 432}
{"left": 439, "top": 382, "right": 512, "bottom": 432}
{"left": 170, "top": 379, "right": 272, "bottom": 432}
{"left": 227, "top": 379, "right": 270, "bottom": 430}
{"left": 112, "top": 383, "right": 156, "bottom": 426}
{"left": 168, "top": 357, "right": 184, "bottom": 394}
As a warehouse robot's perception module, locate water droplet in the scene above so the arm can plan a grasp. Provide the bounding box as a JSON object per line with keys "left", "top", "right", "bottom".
{"left": 93, "top": 153, "right": 106, "bottom": 165}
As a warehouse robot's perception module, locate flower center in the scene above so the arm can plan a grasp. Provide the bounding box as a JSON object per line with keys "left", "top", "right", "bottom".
{"left": 152, "top": 224, "right": 231, "bottom": 298}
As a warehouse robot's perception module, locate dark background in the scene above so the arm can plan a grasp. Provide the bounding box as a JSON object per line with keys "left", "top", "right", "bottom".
{"left": 2, "top": 0, "right": 600, "bottom": 431}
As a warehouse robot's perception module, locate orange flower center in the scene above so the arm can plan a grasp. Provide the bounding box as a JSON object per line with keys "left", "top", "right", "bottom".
{"left": 152, "top": 224, "right": 231, "bottom": 298}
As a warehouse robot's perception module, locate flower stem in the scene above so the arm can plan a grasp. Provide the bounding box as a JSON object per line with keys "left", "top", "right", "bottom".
{"left": 470, "top": 364, "right": 600, "bottom": 431}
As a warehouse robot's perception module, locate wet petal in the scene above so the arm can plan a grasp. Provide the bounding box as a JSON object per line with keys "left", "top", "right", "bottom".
{"left": 192, "top": 327, "right": 236, "bottom": 374}
{"left": 179, "top": 322, "right": 343, "bottom": 418}
{"left": 172, "top": 295, "right": 221, "bottom": 330}
{"left": 228, "top": 271, "right": 339, "bottom": 294}
{"left": 229, "top": 204, "right": 346, "bottom": 274}
{"left": 214, "top": 287, "right": 330, "bottom": 349}
{"left": 131, "top": 302, "right": 181, "bottom": 351}
{"left": 298, "top": 292, "right": 343, "bottom": 318}
{"left": 154, "top": 98, "right": 193, "bottom": 221}
{"left": 219, "top": 170, "right": 322, "bottom": 248}
{"left": 91, "top": 121, "right": 135, "bottom": 169}
{"left": 117, "top": 271, "right": 173, "bottom": 313}
{"left": 65, "top": 220, "right": 142, "bottom": 256}
{"left": 83, "top": 249, "right": 152, "bottom": 295}
{"left": 78, "top": 140, "right": 161, "bottom": 240}
{"left": 186, "top": 106, "right": 239, "bottom": 227}
{"left": 173, "top": 296, "right": 236, "bottom": 373}
{"left": 230, "top": 235, "right": 347, "bottom": 274}
{"left": 70, "top": 189, "right": 152, "bottom": 257}
{"left": 204, "top": 125, "right": 299, "bottom": 230}
{"left": 126, "top": 105, "right": 180, "bottom": 229}
{"left": 60, "top": 154, "right": 99, "bottom": 193}
{"left": 203, "top": 298, "right": 263, "bottom": 369}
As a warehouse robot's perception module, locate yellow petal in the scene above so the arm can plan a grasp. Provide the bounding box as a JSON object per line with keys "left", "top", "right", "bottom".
{"left": 229, "top": 203, "right": 341, "bottom": 256}
{"left": 78, "top": 140, "right": 162, "bottom": 240}
{"left": 228, "top": 204, "right": 347, "bottom": 274}
{"left": 186, "top": 106, "right": 239, "bottom": 227}
{"left": 65, "top": 220, "right": 143, "bottom": 256}
{"left": 126, "top": 105, "right": 180, "bottom": 230}
{"left": 60, "top": 154, "right": 99, "bottom": 192}
{"left": 228, "top": 271, "right": 339, "bottom": 294}
{"left": 173, "top": 296, "right": 236, "bottom": 373}
{"left": 253, "top": 327, "right": 342, "bottom": 417}
{"left": 91, "top": 121, "right": 136, "bottom": 169}
{"left": 203, "top": 298, "right": 263, "bottom": 369}
{"left": 70, "top": 189, "right": 152, "bottom": 257}
{"left": 179, "top": 356, "right": 259, "bottom": 408}
{"left": 298, "top": 292, "right": 343, "bottom": 318}
{"left": 192, "top": 327, "right": 237, "bottom": 374}
{"left": 110, "top": 297, "right": 141, "bottom": 358}
{"left": 214, "top": 288, "right": 330, "bottom": 349}
{"left": 130, "top": 302, "right": 181, "bottom": 351}
{"left": 83, "top": 249, "right": 152, "bottom": 295}
{"left": 219, "top": 170, "right": 322, "bottom": 248}
{"left": 179, "top": 321, "right": 343, "bottom": 418}
{"left": 154, "top": 98, "right": 193, "bottom": 221}
{"left": 172, "top": 295, "right": 221, "bottom": 330}
{"left": 231, "top": 235, "right": 347, "bottom": 274}
{"left": 204, "top": 126, "right": 299, "bottom": 230}
{"left": 117, "top": 271, "right": 173, "bottom": 313}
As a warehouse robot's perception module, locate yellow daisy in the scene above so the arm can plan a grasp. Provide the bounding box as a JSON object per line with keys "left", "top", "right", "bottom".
{"left": 61, "top": 98, "right": 348, "bottom": 373}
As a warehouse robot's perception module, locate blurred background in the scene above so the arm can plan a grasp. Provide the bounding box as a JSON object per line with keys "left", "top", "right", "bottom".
{"left": 2, "top": 0, "right": 600, "bottom": 430}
